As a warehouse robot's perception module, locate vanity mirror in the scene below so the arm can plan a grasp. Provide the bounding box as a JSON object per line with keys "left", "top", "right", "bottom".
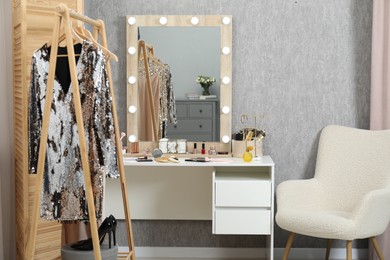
{"left": 126, "top": 15, "right": 232, "bottom": 152}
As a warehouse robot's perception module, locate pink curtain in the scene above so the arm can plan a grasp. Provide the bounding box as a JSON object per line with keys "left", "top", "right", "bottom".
{"left": 369, "top": 0, "right": 390, "bottom": 259}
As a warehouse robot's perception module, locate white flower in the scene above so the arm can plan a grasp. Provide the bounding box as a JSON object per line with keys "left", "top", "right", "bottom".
{"left": 196, "top": 76, "right": 216, "bottom": 86}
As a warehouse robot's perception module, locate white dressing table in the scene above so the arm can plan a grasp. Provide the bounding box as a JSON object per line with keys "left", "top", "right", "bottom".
{"left": 105, "top": 155, "right": 275, "bottom": 259}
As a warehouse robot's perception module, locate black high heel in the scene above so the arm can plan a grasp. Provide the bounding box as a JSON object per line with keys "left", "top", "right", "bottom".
{"left": 109, "top": 214, "right": 117, "bottom": 247}
{"left": 71, "top": 215, "right": 116, "bottom": 251}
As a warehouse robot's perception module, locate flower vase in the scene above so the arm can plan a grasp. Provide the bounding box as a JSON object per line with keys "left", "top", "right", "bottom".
{"left": 201, "top": 84, "right": 210, "bottom": 96}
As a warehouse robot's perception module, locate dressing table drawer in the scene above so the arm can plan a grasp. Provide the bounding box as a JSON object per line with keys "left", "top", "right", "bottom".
{"left": 168, "top": 119, "right": 212, "bottom": 133}
{"left": 215, "top": 208, "right": 271, "bottom": 235}
{"left": 189, "top": 103, "right": 213, "bottom": 118}
{"left": 215, "top": 181, "right": 271, "bottom": 207}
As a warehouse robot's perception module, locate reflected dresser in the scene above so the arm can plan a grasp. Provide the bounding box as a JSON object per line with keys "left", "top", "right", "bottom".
{"left": 167, "top": 99, "right": 219, "bottom": 141}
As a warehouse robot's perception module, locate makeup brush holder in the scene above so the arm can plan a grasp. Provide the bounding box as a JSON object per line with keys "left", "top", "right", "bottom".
{"left": 232, "top": 139, "right": 263, "bottom": 158}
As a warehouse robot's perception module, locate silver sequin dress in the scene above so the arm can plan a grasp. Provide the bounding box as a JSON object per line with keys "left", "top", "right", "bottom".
{"left": 28, "top": 41, "right": 119, "bottom": 221}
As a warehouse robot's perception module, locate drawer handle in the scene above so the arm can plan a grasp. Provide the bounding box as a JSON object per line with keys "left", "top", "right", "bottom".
{"left": 199, "top": 125, "right": 202, "bottom": 128}
{"left": 199, "top": 109, "right": 203, "bottom": 113}
{"left": 174, "top": 125, "right": 177, "bottom": 128}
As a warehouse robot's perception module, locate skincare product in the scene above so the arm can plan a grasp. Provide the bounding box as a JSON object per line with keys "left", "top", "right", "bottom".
{"left": 159, "top": 138, "right": 168, "bottom": 153}
{"left": 208, "top": 147, "right": 217, "bottom": 155}
{"left": 167, "top": 140, "right": 177, "bottom": 153}
{"left": 130, "top": 142, "right": 139, "bottom": 153}
{"left": 177, "top": 139, "right": 187, "bottom": 154}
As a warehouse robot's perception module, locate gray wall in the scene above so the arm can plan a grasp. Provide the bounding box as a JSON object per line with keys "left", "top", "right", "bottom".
{"left": 86, "top": 0, "right": 372, "bottom": 249}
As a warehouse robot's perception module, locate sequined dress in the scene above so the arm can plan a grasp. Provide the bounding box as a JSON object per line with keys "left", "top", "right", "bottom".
{"left": 138, "top": 58, "right": 177, "bottom": 141}
{"left": 28, "top": 41, "right": 119, "bottom": 221}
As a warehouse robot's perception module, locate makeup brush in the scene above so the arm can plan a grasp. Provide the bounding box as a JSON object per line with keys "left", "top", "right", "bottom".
{"left": 120, "top": 132, "right": 126, "bottom": 141}
{"left": 245, "top": 130, "right": 253, "bottom": 141}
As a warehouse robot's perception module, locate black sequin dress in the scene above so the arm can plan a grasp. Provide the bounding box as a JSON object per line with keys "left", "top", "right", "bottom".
{"left": 28, "top": 41, "right": 119, "bottom": 221}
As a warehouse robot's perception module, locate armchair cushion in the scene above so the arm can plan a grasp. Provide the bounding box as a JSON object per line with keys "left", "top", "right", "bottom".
{"left": 276, "top": 188, "right": 390, "bottom": 240}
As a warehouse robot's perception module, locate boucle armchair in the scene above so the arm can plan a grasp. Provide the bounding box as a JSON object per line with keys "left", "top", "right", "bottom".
{"left": 276, "top": 125, "right": 390, "bottom": 260}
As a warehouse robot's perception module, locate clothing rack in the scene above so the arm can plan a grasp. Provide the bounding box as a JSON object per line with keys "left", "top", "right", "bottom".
{"left": 26, "top": 4, "right": 135, "bottom": 260}
{"left": 138, "top": 39, "right": 159, "bottom": 140}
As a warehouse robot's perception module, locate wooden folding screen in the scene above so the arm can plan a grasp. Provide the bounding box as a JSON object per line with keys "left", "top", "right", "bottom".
{"left": 24, "top": 4, "right": 136, "bottom": 260}
{"left": 12, "top": 1, "right": 82, "bottom": 259}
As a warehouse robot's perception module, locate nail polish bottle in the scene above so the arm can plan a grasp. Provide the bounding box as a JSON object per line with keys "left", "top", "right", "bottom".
{"left": 201, "top": 143, "right": 206, "bottom": 155}
{"left": 193, "top": 143, "right": 197, "bottom": 154}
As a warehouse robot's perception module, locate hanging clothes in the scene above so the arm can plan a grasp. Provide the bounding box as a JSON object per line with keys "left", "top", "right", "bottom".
{"left": 138, "top": 56, "right": 177, "bottom": 141}
{"left": 28, "top": 40, "right": 119, "bottom": 221}
{"left": 164, "top": 69, "right": 177, "bottom": 137}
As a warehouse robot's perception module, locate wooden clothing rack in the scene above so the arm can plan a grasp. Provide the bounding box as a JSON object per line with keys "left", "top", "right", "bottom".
{"left": 138, "top": 39, "right": 159, "bottom": 140}
{"left": 26, "top": 4, "right": 136, "bottom": 260}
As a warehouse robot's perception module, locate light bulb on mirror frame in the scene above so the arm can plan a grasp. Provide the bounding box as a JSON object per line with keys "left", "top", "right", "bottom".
{"left": 222, "top": 16, "right": 231, "bottom": 25}
{"left": 221, "top": 106, "right": 230, "bottom": 114}
{"left": 222, "top": 47, "right": 230, "bottom": 55}
{"left": 128, "top": 105, "right": 137, "bottom": 113}
{"left": 128, "top": 76, "right": 137, "bottom": 84}
{"left": 128, "top": 47, "right": 136, "bottom": 55}
{"left": 222, "top": 135, "right": 230, "bottom": 143}
{"left": 127, "top": 17, "right": 136, "bottom": 25}
{"left": 159, "top": 16, "right": 168, "bottom": 25}
{"left": 222, "top": 76, "right": 230, "bottom": 85}
{"left": 128, "top": 135, "right": 137, "bottom": 143}
{"left": 191, "top": 16, "right": 199, "bottom": 25}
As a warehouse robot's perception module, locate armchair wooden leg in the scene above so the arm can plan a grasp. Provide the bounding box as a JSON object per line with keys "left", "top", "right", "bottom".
{"left": 282, "top": 232, "right": 295, "bottom": 260}
{"left": 370, "top": 237, "right": 384, "bottom": 260}
{"left": 346, "top": 240, "right": 352, "bottom": 260}
{"left": 325, "top": 239, "right": 332, "bottom": 260}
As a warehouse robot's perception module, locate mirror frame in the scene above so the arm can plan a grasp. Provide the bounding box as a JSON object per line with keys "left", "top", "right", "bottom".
{"left": 126, "top": 15, "right": 232, "bottom": 153}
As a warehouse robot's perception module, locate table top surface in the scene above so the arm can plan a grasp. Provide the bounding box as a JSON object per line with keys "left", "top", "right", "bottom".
{"left": 123, "top": 155, "right": 274, "bottom": 167}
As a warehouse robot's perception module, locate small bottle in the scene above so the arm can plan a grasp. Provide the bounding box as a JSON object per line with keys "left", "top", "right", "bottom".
{"left": 193, "top": 143, "right": 197, "bottom": 154}
{"left": 208, "top": 146, "right": 217, "bottom": 155}
{"left": 201, "top": 143, "right": 206, "bottom": 155}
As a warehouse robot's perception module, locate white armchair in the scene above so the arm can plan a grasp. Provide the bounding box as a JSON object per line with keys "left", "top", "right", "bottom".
{"left": 276, "top": 125, "right": 390, "bottom": 260}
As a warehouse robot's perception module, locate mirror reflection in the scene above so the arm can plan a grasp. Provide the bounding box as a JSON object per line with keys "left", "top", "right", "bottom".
{"left": 140, "top": 27, "right": 221, "bottom": 99}
{"left": 138, "top": 27, "right": 221, "bottom": 142}
{"left": 126, "top": 15, "right": 232, "bottom": 147}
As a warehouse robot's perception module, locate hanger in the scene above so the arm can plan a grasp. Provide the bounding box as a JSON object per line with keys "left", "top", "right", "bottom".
{"left": 47, "top": 22, "right": 84, "bottom": 48}
{"left": 138, "top": 40, "right": 165, "bottom": 67}
{"left": 53, "top": 26, "right": 85, "bottom": 58}
{"left": 46, "top": 22, "right": 84, "bottom": 59}
{"left": 47, "top": 24, "right": 118, "bottom": 62}
{"left": 148, "top": 54, "right": 165, "bottom": 67}
{"left": 74, "top": 26, "right": 118, "bottom": 62}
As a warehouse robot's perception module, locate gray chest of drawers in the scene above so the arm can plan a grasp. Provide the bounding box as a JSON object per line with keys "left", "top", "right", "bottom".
{"left": 167, "top": 99, "right": 219, "bottom": 141}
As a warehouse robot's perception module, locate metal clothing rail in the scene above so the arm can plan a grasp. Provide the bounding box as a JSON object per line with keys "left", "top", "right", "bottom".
{"left": 26, "top": 4, "right": 135, "bottom": 260}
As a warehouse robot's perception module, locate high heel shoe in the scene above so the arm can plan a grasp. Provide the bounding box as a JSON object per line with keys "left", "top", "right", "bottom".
{"left": 109, "top": 214, "right": 117, "bottom": 247}
{"left": 71, "top": 215, "right": 117, "bottom": 251}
